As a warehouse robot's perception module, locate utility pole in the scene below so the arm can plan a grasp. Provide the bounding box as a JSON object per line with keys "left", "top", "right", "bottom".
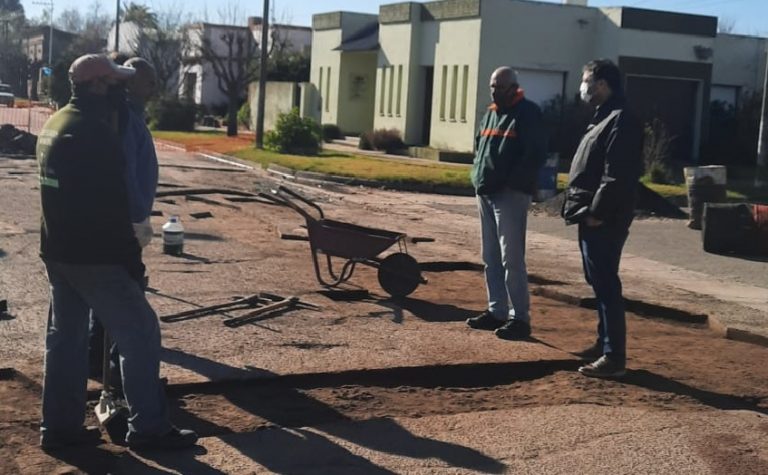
{"left": 757, "top": 46, "right": 768, "bottom": 187}
{"left": 114, "top": 0, "right": 120, "bottom": 53}
{"left": 255, "top": 0, "right": 269, "bottom": 149}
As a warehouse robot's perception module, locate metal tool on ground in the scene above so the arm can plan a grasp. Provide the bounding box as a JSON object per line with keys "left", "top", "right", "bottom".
{"left": 223, "top": 296, "right": 300, "bottom": 328}
{"left": 160, "top": 294, "right": 265, "bottom": 322}
{"left": 260, "top": 186, "right": 428, "bottom": 298}
{"left": 95, "top": 333, "right": 128, "bottom": 442}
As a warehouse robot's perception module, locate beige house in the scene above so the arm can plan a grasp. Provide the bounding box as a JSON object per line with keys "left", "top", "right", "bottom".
{"left": 310, "top": 0, "right": 768, "bottom": 162}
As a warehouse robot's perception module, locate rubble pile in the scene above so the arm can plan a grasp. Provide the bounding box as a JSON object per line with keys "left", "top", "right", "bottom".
{"left": 0, "top": 124, "right": 37, "bottom": 156}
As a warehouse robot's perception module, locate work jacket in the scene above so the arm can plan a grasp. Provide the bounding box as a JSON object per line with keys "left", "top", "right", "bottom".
{"left": 471, "top": 91, "right": 547, "bottom": 196}
{"left": 562, "top": 95, "right": 644, "bottom": 229}
{"left": 37, "top": 92, "right": 141, "bottom": 274}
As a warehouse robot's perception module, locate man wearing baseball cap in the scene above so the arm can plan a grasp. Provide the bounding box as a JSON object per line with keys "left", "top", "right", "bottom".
{"left": 37, "top": 54, "right": 197, "bottom": 450}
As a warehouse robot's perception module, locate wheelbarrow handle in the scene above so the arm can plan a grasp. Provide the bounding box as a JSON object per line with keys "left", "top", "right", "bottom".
{"left": 277, "top": 186, "right": 325, "bottom": 219}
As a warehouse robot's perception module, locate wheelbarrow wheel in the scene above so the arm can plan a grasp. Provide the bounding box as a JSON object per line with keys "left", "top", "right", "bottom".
{"left": 378, "top": 253, "right": 421, "bottom": 298}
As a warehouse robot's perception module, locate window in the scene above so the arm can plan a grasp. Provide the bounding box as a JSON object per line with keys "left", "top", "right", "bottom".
{"left": 396, "top": 65, "right": 403, "bottom": 117}
{"left": 439, "top": 65, "right": 447, "bottom": 121}
{"left": 379, "top": 67, "right": 386, "bottom": 116}
{"left": 325, "top": 67, "right": 331, "bottom": 112}
{"left": 387, "top": 66, "right": 395, "bottom": 116}
{"left": 460, "top": 65, "right": 469, "bottom": 122}
{"left": 450, "top": 65, "right": 458, "bottom": 121}
{"left": 318, "top": 67, "right": 324, "bottom": 111}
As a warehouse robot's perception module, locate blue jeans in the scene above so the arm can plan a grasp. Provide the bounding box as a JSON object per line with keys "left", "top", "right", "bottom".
{"left": 578, "top": 224, "right": 629, "bottom": 364}
{"left": 478, "top": 188, "right": 531, "bottom": 322}
{"left": 41, "top": 260, "right": 171, "bottom": 439}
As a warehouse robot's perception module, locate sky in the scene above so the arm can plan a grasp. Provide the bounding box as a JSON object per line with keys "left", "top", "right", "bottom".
{"left": 21, "top": 0, "right": 768, "bottom": 36}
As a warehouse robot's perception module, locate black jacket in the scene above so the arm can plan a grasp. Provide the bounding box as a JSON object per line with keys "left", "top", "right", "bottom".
{"left": 37, "top": 92, "right": 141, "bottom": 275}
{"left": 471, "top": 93, "right": 547, "bottom": 196}
{"left": 562, "top": 95, "right": 643, "bottom": 229}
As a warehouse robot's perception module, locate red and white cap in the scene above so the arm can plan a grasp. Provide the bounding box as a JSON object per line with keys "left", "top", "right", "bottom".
{"left": 69, "top": 54, "right": 136, "bottom": 84}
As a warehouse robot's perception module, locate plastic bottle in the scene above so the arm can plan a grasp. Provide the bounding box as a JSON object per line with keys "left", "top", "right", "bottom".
{"left": 162, "top": 215, "right": 184, "bottom": 256}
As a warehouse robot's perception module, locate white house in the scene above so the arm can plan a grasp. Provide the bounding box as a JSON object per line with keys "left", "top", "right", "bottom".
{"left": 181, "top": 18, "right": 312, "bottom": 110}
{"left": 310, "top": 0, "right": 768, "bottom": 162}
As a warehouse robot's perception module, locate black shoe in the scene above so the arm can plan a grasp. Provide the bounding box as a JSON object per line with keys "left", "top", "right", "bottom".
{"left": 572, "top": 342, "right": 603, "bottom": 360}
{"left": 127, "top": 426, "right": 199, "bottom": 450}
{"left": 578, "top": 355, "right": 626, "bottom": 378}
{"left": 466, "top": 311, "right": 506, "bottom": 330}
{"left": 494, "top": 319, "right": 531, "bottom": 340}
{"left": 40, "top": 426, "right": 103, "bottom": 450}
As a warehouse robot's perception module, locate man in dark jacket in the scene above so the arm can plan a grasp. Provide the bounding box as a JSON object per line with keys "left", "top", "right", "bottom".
{"left": 466, "top": 67, "right": 547, "bottom": 340}
{"left": 37, "top": 54, "right": 197, "bottom": 450}
{"left": 562, "top": 59, "right": 644, "bottom": 378}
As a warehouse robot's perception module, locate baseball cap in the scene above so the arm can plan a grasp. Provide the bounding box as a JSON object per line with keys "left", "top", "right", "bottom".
{"left": 69, "top": 54, "right": 136, "bottom": 84}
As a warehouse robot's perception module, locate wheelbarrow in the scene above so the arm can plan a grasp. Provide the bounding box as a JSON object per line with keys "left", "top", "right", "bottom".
{"left": 260, "top": 186, "right": 426, "bottom": 297}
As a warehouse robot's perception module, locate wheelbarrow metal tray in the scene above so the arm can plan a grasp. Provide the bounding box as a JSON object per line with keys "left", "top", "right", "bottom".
{"left": 308, "top": 219, "right": 405, "bottom": 259}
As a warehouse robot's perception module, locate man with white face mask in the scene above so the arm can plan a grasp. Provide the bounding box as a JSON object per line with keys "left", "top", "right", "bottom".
{"left": 563, "top": 59, "right": 644, "bottom": 378}
{"left": 467, "top": 67, "right": 547, "bottom": 340}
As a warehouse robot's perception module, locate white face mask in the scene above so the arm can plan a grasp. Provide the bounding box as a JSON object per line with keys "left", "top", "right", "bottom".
{"left": 579, "top": 81, "right": 592, "bottom": 103}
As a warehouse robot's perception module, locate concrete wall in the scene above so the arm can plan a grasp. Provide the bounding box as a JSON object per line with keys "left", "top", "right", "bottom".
{"left": 712, "top": 33, "right": 768, "bottom": 93}
{"left": 310, "top": 28, "right": 342, "bottom": 126}
{"left": 428, "top": 18, "right": 483, "bottom": 152}
{"left": 248, "top": 81, "right": 299, "bottom": 132}
{"left": 310, "top": 12, "right": 378, "bottom": 133}
{"left": 339, "top": 52, "right": 377, "bottom": 134}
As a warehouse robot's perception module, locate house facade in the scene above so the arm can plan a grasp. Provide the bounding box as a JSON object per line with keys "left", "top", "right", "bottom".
{"left": 182, "top": 18, "right": 312, "bottom": 110}
{"left": 310, "top": 0, "right": 768, "bottom": 162}
{"left": 22, "top": 27, "right": 78, "bottom": 100}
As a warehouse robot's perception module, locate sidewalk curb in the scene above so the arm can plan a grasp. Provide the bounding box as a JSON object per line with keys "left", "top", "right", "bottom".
{"left": 266, "top": 164, "right": 475, "bottom": 196}
{"left": 531, "top": 286, "right": 768, "bottom": 349}
{"left": 154, "top": 138, "right": 475, "bottom": 196}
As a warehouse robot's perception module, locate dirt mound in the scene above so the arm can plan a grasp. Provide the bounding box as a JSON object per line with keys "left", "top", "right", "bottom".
{"left": 0, "top": 124, "right": 37, "bottom": 156}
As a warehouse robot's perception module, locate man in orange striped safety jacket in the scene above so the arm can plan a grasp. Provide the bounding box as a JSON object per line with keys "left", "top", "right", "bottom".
{"left": 467, "top": 66, "right": 547, "bottom": 340}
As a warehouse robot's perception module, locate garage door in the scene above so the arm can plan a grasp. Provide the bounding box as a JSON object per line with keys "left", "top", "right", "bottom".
{"left": 626, "top": 75, "right": 698, "bottom": 162}
{"left": 515, "top": 69, "right": 565, "bottom": 108}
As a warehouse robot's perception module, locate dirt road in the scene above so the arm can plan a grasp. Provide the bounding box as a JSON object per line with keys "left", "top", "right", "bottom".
{"left": 1, "top": 149, "right": 766, "bottom": 474}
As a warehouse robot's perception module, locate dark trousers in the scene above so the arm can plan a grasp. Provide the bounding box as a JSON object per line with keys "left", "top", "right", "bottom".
{"left": 578, "top": 223, "right": 629, "bottom": 365}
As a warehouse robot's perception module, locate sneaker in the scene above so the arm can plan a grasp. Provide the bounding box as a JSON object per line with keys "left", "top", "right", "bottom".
{"left": 466, "top": 311, "right": 506, "bottom": 330}
{"left": 494, "top": 319, "right": 531, "bottom": 340}
{"left": 127, "top": 427, "right": 199, "bottom": 450}
{"left": 578, "top": 355, "right": 626, "bottom": 378}
{"left": 40, "top": 426, "right": 103, "bottom": 450}
{"left": 572, "top": 342, "right": 603, "bottom": 360}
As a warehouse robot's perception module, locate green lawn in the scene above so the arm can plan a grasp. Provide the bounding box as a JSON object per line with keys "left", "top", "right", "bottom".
{"left": 153, "top": 130, "right": 758, "bottom": 201}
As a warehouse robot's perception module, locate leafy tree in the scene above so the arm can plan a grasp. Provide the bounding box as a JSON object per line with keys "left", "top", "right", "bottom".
{"left": 191, "top": 23, "right": 259, "bottom": 136}
{"left": 122, "top": 2, "right": 158, "bottom": 29}
{"left": 57, "top": 8, "right": 84, "bottom": 33}
{"left": 127, "top": 8, "right": 188, "bottom": 96}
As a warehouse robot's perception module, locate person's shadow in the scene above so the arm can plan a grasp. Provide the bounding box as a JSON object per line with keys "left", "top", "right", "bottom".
{"left": 134, "top": 348, "right": 508, "bottom": 474}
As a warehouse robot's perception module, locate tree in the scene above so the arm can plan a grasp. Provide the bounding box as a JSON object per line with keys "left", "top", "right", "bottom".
{"left": 0, "top": 0, "right": 26, "bottom": 95}
{"left": 192, "top": 23, "right": 259, "bottom": 136}
{"left": 127, "top": 8, "right": 188, "bottom": 96}
{"left": 57, "top": 8, "right": 84, "bottom": 33}
{"left": 122, "top": 2, "right": 158, "bottom": 29}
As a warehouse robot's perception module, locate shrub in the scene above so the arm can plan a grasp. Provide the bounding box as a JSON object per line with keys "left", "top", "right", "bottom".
{"left": 238, "top": 101, "right": 251, "bottom": 130}
{"left": 264, "top": 108, "right": 322, "bottom": 155}
{"left": 642, "top": 118, "right": 675, "bottom": 184}
{"left": 322, "top": 123, "right": 343, "bottom": 142}
{"left": 147, "top": 97, "right": 197, "bottom": 131}
{"left": 358, "top": 131, "right": 373, "bottom": 150}
{"left": 360, "top": 128, "right": 406, "bottom": 153}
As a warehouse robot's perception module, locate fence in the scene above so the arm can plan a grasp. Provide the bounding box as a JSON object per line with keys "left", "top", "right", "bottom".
{"left": 0, "top": 104, "right": 54, "bottom": 135}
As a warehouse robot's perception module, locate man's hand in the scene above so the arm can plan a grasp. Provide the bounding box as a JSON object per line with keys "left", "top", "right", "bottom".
{"left": 584, "top": 216, "right": 603, "bottom": 227}
{"left": 132, "top": 218, "right": 153, "bottom": 247}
